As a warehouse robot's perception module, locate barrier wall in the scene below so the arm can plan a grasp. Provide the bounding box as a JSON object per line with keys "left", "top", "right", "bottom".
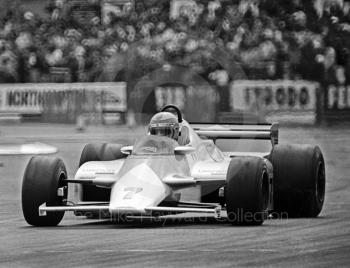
{"left": 324, "top": 84, "right": 350, "bottom": 121}
{"left": 230, "top": 80, "right": 319, "bottom": 124}
{"left": 154, "top": 84, "right": 217, "bottom": 122}
{"left": 0, "top": 80, "right": 333, "bottom": 125}
{"left": 129, "top": 83, "right": 217, "bottom": 123}
{"left": 0, "top": 82, "right": 127, "bottom": 123}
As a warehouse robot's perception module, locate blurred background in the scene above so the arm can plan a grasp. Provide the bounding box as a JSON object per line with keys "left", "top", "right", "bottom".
{"left": 0, "top": 0, "right": 349, "bottom": 125}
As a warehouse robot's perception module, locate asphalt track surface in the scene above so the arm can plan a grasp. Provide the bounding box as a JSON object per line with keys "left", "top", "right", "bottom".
{"left": 0, "top": 123, "right": 350, "bottom": 267}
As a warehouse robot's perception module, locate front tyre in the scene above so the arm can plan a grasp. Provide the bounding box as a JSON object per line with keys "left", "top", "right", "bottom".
{"left": 22, "top": 157, "right": 68, "bottom": 226}
{"left": 225, "top": 157, "right": 270, "bottom": 225}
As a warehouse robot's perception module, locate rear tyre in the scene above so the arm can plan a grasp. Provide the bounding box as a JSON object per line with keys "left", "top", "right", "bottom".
{"left": 79, "top": 143, "right": 125, "bottom": 202}
{"left": 22, "top": 157, "right": 68, "bottom": 226}
{"left": 225, "top": 157, "right": 270, "bottom": 225}
{"left": 270, "top": 144, "right": 325, "bottom": 217}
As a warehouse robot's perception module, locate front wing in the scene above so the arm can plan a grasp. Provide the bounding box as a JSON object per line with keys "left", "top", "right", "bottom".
{"left": 39, "top": 202, "right": 222, "bottom": 218}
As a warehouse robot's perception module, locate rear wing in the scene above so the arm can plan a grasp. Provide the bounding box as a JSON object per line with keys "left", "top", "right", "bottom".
{"left": 191, "top": 123, "right": 279, "bottom": 146}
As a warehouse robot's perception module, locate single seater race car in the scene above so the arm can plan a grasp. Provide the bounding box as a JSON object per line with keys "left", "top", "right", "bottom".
{"left": 21, "top": 105, "right": 326, "bottom": 226}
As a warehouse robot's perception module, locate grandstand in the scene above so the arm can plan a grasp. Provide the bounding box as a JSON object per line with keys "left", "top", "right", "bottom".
{"left": 0, "top": 0, "right": 349, "bottom": 123}
{"left": 0, "top": 0, "right": 348, "bottom": 85}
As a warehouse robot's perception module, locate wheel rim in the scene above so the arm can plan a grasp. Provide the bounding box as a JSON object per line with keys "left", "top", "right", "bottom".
{"left": 261, "top": 171, "right": 269, "bottom": 210}
{"left": 57, "top": 171, "right": 68, "bottom": 205}
{"left": 316, "top": 162, "right": 325, "bottom": 204}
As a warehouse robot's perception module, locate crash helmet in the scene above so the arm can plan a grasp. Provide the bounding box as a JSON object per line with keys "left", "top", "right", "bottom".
{"left": 148, "top": 112, "right": 180, "bottom": 140}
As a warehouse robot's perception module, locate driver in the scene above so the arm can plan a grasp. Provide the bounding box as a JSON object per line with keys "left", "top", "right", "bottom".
{"left": 148, "top": 112, "right": 180, "bottom": 141}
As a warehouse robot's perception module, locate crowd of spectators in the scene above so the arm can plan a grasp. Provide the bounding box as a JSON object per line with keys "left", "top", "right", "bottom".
{"left": 0, "top": 0, "right": 350, "bottom": 87}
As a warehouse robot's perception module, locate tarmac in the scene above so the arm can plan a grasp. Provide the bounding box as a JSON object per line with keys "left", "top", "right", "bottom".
{"left": 0, "top": 123, "right": 349, "bottom": 267}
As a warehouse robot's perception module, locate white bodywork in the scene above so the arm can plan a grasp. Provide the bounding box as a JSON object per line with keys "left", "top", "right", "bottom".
{"left": 40, "top": 120, "right": 275, "bottom": 217}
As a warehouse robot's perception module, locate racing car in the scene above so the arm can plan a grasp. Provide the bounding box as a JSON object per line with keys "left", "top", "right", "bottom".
{"left": 21, "top": 104, "right": 326, "bottom": 226}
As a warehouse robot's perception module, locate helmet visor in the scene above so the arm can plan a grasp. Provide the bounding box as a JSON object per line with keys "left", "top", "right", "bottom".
{"left": 150, "top": 127, "right": 174, "bottom": 138}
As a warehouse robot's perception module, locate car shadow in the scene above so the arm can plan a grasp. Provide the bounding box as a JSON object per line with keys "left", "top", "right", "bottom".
{"left": 57, "top": 216, "right": 230, "bottom": 229}
{"left": 52, "top": 215, "right": 273, "bottom": 229}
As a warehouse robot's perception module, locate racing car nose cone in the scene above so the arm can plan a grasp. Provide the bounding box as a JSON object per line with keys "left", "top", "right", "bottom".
{"left": 109, "top": 163, "right": 171, "bottom": 215}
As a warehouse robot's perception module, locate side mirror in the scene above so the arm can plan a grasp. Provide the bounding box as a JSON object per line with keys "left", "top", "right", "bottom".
{"left": 121, "top": 146, "right": 133, "bottom": 155}
{"left": 174, "top": 146, "right": 195, "bottom": 155}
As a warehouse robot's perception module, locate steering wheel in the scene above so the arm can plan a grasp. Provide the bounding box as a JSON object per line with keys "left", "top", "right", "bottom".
{"left": 161, "top": 104, "right": 183, "bottom": 123}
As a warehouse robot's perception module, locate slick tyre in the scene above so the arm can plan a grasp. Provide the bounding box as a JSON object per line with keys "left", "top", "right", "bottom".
{"left": 225, "top": 157, "right": 270, "bottom": 226}
{"left": 270, "top": 144, "right": 326, "bottom": 218}
{"left": 22, "top": 157, "right": 68, "bottom": 226}
{"left": 79, "top": 143, "right": 125, "bottom": 202}
{"left": 79, "top": 143, "right": 125, "bottom": 166}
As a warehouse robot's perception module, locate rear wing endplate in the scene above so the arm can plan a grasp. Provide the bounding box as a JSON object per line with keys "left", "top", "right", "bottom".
{"left": 191, "top": 123, "right": 279, "bottom": 146}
